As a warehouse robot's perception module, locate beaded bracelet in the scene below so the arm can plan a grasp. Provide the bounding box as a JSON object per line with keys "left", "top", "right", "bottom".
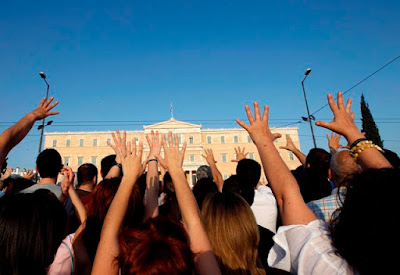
{"left": 349, "top": 140, "right": 384, "bottom": 159}
{"left": 349, "top": 138, "right": 368, "bottom": 151}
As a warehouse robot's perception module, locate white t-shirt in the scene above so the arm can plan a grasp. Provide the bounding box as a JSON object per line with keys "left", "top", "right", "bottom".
{"left": 251, "top": 185, "right": 278, "bottom": 233}
{"left": 268, "top": 219, "right": 355, "bottom": 275}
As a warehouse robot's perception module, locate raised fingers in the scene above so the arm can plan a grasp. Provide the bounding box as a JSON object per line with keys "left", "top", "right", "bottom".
{"left": 327, "top": 94, "right": 339, "bottom": 114}
{"left": 245, "top": 105, "right": 255, "bottom": 123}
{"left": 254, "top": 102, "right": 261, "bottom": 120}
{"left": 345, "top": 98, "right": 352, "bottom": 114}
{"left": 262, "top": 105, "right": 269, "bottom": 123}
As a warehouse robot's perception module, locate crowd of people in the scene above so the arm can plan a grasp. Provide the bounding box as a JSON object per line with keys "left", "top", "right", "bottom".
{"left": 0, "top": 92, "right": 399, "bottom": 275}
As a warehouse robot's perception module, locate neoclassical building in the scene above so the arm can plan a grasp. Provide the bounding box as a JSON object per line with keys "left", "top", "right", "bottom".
{"left": 44, "top": 118, "right": 301, "bottom": 186}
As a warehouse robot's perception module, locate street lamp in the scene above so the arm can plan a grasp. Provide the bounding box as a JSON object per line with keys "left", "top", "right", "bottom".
{"left": 37, "top": 72, "right": 51, "bottom": 155}
{"left": 301, "top": 68, "right": 317, "bottom": 148}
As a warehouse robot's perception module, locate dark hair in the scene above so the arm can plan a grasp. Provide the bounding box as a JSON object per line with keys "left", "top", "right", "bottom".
{"left": 77, "top": 163, "right": 98, "bottom": 186}
{"left": 118, "top": 216, "right": 195, "bottom": 275}
{"left": 222, "top": 175, "right": 240, "bottom": 194}
{"left": 3, "top": 176, "right": 35, "bottom": 195}
{"left": 0, "top": 192, "right": 67, "bottom": 275}
{"left": 192, "top": 178, "right": 218, "bottom": 210}
{"left": 381, "top": 148, "right": 400, "bottom": 169}
{"left": 236, "top": 159, "right": 261, "bottom": 188}
{"left": 330, "top": 169, "right": 399, "bottom": 274}
{"left": 36, "top": 148, "right": 62, "bottom": 179}
{"left": 84, "top": 178, "right": 144, "bottom": 263}
{"left": 100, "top": 154, "right": 116, "bottom": 178}
{"left": 305, "top": 148, "right": 331, "bottom": 171}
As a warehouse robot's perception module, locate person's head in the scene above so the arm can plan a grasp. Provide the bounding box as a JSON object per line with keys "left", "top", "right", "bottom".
{"left": 192, "top": 177, "right": 218, "bottom": 210}
{"left": 305, "top": 148, "right": 331, "bottom": 171}
{"left": 329, "top": 150, "right": 361, "bottom": 187}
{"left": 85, "top": 178, "right": 144, "bottom": 262}
{"left": 77, "top": 163, "right": 98, "bottom": 187}
{"left": 118, "top": 216, "right": 195, "bottom": 274}
{"left": 381, "top": 148, "right": 400, "bottom": 169}
{"left": 163, "top": 172, "right": 174, "bottom": 196}
{"left": 36, "top": 149, "right": 62, "bottom": 179}
{"left": 201, "top": 192, "right": 262, "bottom": 274}
{"left": 196, "top": 165, "right": 213, "bottom": 181}
{"left": 100, "top": 154, "right": 116, "bottom": 178}
{"left": 222, "top": 174, "right": 240, "bottom": 194}
{"left": 330, "top": 168, "right": 399, "bottom": 274}
{"left": 236, "top": 159, "right": 261, "bottom": 189}
{"left": 0, "top": 191, "right": 67, "bottom": 275}
{"left": 2, "top": 176, "right": 35, "bottom": 194}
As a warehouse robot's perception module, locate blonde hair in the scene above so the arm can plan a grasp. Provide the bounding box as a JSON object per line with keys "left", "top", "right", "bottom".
{"left": 201, "top": 192, "right": 265, "bottom": 275}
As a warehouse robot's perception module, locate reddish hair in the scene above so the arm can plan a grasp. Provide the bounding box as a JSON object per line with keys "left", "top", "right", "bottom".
{"left": 87, "top": 178, "right": 144, "bottom": 225}
{"left": 118, "top": 216, "right": 195, "bottom": 275}
{"left": 84, "top": 178, "right": 144, "bottom": 262}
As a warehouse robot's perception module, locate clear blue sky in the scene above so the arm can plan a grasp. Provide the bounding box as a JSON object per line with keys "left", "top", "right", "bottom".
{"left": 1, "top": 0, "right": 399, "bottom": 169}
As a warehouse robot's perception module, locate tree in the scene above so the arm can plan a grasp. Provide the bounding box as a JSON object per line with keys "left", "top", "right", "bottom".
{"left": 360, "top": 93, "right": 383, "bottom": 148}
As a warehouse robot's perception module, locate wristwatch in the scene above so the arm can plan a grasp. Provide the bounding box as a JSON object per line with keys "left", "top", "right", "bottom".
{"left": 113, "top": 161, "right": 122, "bottom": 169}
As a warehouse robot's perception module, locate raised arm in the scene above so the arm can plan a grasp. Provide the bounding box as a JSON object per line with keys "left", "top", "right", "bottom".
{"left": 61, "top": 166, "right": 87, "bottom": 224}
{"left": 202, "top": 148, "right": 224, "bottom": 192}
{"left": 0, "top": 97, "right": 59, "bottom": 167}
{"left": 316, "top": 92, "right": 391, "bottom": 169}
{"left": 279, "top": 134, "right": 306, "bottom": 165}
{"left": 105, "top": 131, "right": 125, "bottom": 179}
{"left": 155, "top": 132, "right": 221, "bottom": 275}
{"left": 236, "top": 103, "right": 316, "bottom": 226}
{"left": 143, "top": 130, "right": 161, "bottom": 220}
{"left": 92, "top": 138, "right": 144, "bottom": 275}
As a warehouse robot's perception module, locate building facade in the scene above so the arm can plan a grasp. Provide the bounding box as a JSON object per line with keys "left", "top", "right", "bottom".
{"left": 44, "top": 118, "right": 301, "bottom": 186}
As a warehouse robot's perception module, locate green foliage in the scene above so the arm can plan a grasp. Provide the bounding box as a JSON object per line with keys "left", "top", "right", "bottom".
{"left": 360, "top": 94, "right": 383, "bottom": 147}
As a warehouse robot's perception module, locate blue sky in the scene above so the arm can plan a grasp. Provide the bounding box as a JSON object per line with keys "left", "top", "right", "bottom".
{"left": 1, "top": 0, "right": 399, "bottom": 168}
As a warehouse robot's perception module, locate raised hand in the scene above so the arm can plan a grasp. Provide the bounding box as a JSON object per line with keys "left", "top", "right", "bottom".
{"left": 107, "top": 130, "right": 126, "bottom": 164}
{"left": 236, "top": 102, "right": 281, "bottom": 144}
{"left": 31, "top": 96, "right": 60, "bottom": 120}
{"left": 231, "top": 146, "right": 248, "bottom": 162}
{"left": 120, "top": 139, "right": 144, "bottom": 181}
{"left": 145, "top": 130, "right": 161, "bottom": 160}
{"left": 279, "top": 134, "right": 298, "bottom": 152}
{"left": 315, "top": 92, "right": 362, "bottom": 143}
{"left": 326, "top": 132, "right": 342, "bottom": 153}
{"left": 61, "top": 166, "right": 75, "bottom": 196}
{"left": 22, "top": 169, "right": 35, "bottom": 180}
{"left": 202, "top": 148, "right": 217, "bottom": 165}
{"left": 155, "top": 131, "right": 187, "bottom": 172}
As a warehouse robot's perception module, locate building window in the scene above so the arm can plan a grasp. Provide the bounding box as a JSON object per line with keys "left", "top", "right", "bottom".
{"left": 106, "top": 138, "right": 111, "bottom": 145}
{"left": 234, "top": 136, "right": 239, "bottom": 143}
{"left": 221, "top": 153, "right": 227, "bottom": 163}
{"left": 93, "top": 139, "right": 98, "bottom": 146}
{"left": 189, "top": 136, "right": 194, "bottom": 144}
{"left": 220, "top": 136, "right": 225, "bottom": 143}
{"left": 247, "top": 135, "right": 252, "bottom": 143}
{"left": 249, "top": 152, "right": 254, "bottom": 160}
{"left": 274, "top": 137, "right": 279, "bottom": 143}
{"left": 91, "top": 156, "right": 97, "bottom": 165}
{"left": 77, "top": 157, "right": 83, "bottom": 166}
{"left": 223, "top": 174, "right": 228, "bottom": 180}
{"left": 64, "top": 156, "right": 70, "bottom": 165}
{"left": 177, "top": 134, "right": 182, "bottom": 144}
{"left": 164, "top": 134, "right": 169, "bottom": 144}
{"left": 289, "top": 152, "right": 294, "bottom": 161}
{"left": 66, "top": 139, "right": 71, "bottom": 147}
{"left": 189, "top": 154, "right": 195, "bottom": 162}
{"left": 52, "top": 140, "right": 57, "bottom": 147}
{"left": 207, "top": 136, "right": 212, "bottom": 144}
{"left": 79, "top": 139, "right": 84, "bottom": 147}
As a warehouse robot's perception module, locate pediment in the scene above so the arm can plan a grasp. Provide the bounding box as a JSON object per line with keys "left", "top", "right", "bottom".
{"left": 144, "top": 118, "right": 201, "bottom": 130}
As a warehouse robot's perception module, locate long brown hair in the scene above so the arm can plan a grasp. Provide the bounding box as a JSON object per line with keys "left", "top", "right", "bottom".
{"left": 201, "top": 192, "right": 265, "bottom": 275}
